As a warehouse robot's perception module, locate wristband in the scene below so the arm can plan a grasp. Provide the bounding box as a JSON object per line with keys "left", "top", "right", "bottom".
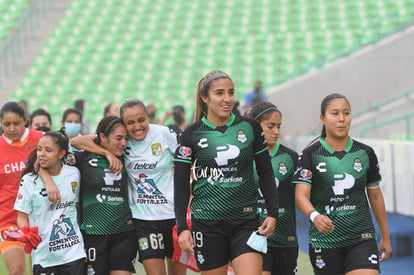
{"left": 309, "top": 210, "right": 321, "bottom": 223}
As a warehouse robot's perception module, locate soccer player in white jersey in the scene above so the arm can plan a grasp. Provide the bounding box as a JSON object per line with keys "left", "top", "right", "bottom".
{"left": 71, "top": 99, "right": 186, "bottom": 275}
{"left": 14, "top": 131, "right": 86, "bottom": 275}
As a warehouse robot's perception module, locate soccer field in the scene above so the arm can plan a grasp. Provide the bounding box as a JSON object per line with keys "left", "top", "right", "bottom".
{"left": 1, "top": 251, "right": 313, "bottom": 274}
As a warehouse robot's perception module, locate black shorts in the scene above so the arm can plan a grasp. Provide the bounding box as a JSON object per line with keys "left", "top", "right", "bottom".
{"left": 83, "top": 230, "right": 137, "bottom": 274}
{"left": 309, "top": 239, "right": 380, "bottom": 274}
{"left": 262, "top": 246, "right": 298, "bottom": 275}
{"left": 191, "top": 217, "right": 260, "bottom": 271}
{"left": 33, "top": 258, "right": 85, "bottom": 275}
{"left": 134, "top": 219, "right": 175, "bottom": 262}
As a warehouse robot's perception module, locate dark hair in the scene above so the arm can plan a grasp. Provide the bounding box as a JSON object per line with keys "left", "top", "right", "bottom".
{"left": 30, "top": 108, "right": 52, "bottom": 127}
{"left": 247, "top": 102, "right": 281, "bottom": 122}
{"left": 120, "top": 99, "right": 147, "bottom": 119}
{"left": 0, "top": 101, "right": 26, "bottom": 120}
{"left": 94, "top": 116, "right": 125, "bottom": 145}
{"left": 74, "top": 99, "right": 84, "bottom": 112}
{"left": 22, "top": 129, "right": 69, "bottom": 177}
{"left": 62, "top": 108, "right": 82, "bottom": 123}
{"left": 194, "top": 70, "right": 232, "bottom": 121}
{"left": 103, "top": 103, "right": 113, "bottom": 116}
{"left": 319, "top": 93, "right": 351, "bottom": 139}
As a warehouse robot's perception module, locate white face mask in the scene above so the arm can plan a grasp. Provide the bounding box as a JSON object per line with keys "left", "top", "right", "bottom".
{"left": 64, "top": 122, "right": 81, "bottom": 137}
{"left": 246, "top": 231, "right": 267, "bottom": 253}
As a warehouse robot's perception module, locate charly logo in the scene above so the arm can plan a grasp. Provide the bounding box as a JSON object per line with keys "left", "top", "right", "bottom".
{"left": 368, "top": 254, "right": 378, "bottom": 264}
{"left": 353, "top": 158, "right": 363, "bottom": 172}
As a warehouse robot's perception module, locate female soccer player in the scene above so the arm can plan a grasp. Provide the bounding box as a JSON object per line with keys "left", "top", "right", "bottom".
{"left": 294, "top": 93, "right": 392, "bottom": 275}
{"left": 14, "top": 131, "right": 86, "bottom": 274}
{"left": 64, "top": 116, "right": 136, "bottom": 275}
{"left": 0, "top": 101, "right": 43, "bottom": 275}
{"left": 248, "top": 102, "right": 298, "bottom": 275}
{"left": 174, "top": 71, "right": 278, "bottom": 275}
{"left": 71, "top": 100, "right": 186, "bottom": 275}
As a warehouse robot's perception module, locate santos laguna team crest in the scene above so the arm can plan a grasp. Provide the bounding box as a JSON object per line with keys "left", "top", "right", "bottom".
{"left": 49, "top": 214, "right": 81, "bottom": 252}
{"left": 135, "top": 174, "right": 167, "bottom": 204}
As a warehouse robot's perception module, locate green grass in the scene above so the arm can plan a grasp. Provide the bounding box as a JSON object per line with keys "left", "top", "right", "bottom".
{"left": 2, "top": 251, "right": 313, "bottom": 274}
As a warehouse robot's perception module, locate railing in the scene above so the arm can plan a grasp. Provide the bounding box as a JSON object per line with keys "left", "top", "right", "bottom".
{"left": 0, "top": 0, "right": 54, "bottom": 88}
{"left": 304, "top": 86, "right": 414, "bottom": 138}
{"left": 359, "top": 112, "right": 414, "bottom": 139}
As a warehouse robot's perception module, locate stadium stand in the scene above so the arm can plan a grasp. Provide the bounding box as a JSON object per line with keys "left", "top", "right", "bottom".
{"left": 8, "top": 0, "right": 414, "bottom": 129}
{"left": 0, "top": 0, "right": 30, "bottom": 44}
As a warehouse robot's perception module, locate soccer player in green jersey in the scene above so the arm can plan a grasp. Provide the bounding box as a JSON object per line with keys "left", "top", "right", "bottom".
{"left": 174, "top": 71, "right": 278, "bottom": 275}
{"left": 248, "top": 102, "right": 298, "bottom": 275}
{"left": 294, "top": 93, "right": 392, "bottom": 275}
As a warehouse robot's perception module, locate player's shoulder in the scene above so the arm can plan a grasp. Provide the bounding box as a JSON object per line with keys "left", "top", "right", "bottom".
{"left": 279, "top": 144, "right": 299, "bottom": 159}
{"left": 61, "top": 164, "right": 80, "bottom": 177}
{"left": 351, "top": 138, "right": 375, "bottom": 152}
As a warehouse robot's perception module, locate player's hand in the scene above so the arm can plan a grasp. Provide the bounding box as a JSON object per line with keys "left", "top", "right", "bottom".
{"left": 379, "top": 238, "right": 392, "bottom": 261}
{"left": 45, "top": 180, "right": 61, "bottom": 204}
{"left": 258, "top": 216, "right": 277, "bottom": 237}
{"left": 178, "top": 230, "right": 194, "bottom": 253}
{"left": 105, "top": 151, "right": 123, "bottom": 174}
{"left": 314, "top": 215, "right": 334, "bottom": 234}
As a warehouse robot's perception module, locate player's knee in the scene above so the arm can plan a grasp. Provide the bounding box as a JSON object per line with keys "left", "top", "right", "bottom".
{"left": 8, "top": 265, "right": 25, "bottom": 275}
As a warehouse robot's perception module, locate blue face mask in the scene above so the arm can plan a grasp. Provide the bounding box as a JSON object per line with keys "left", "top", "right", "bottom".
{"left": 246, "top": 231, "right": 267, "bottom": 253}
{"left": 64, "top": 122, "right": 81, "bottom": 137}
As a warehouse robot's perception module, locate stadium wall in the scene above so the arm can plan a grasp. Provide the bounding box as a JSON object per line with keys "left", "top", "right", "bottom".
{"left": 268, "top": 25, "right": 414, "bottom": 138}
{"left": 281, "top": 136, "right": 414, "bottom": 218}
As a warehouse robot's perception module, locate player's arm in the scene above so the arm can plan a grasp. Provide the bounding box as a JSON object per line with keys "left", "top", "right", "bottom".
{"left": 367, "top": 185, "right": 391, "bottom": 261}
{"left": 17, "top": 212, "right": 29, "bottom": 228}
{"left": 71, "top": 134, "right": 122, "bottom": 174}
{"left": 39, "top": 167, "right": 61, "bottom": 204}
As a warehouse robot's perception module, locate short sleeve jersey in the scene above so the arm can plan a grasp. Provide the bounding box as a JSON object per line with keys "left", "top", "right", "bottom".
{"left": 292, "top": 138, "right": 381, "bottom": 249}
{"left": 124, "top": 124, "right": 177, "bottom": 220}
{"left": 0, "top": 128, "right": 43, "bottom": 228}
{"left": 64, "top": 151, "right": 133, "bottom": 235}
{"left": 256, "top": 143, "right": 298, "bottom": 248}
{"left": 14, "top": 165, "right": 86, "bottom": 267}
{"left": 174, "top": 114, "right": 268, "bottom": 220}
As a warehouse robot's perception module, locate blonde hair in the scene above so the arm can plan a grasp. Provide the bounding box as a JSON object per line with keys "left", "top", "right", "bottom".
{"left": 194, "top": 70, "right": 232, "bottom": 122}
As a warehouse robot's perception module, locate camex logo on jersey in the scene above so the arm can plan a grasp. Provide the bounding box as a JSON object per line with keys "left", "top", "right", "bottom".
{"left": 135, "top": 174, "right": 168, "bottom": 205}
{"left": 49, "top": 214, "right": 81, "bottom": 252}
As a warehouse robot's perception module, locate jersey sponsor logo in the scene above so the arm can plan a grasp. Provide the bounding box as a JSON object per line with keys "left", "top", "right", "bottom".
{"left": 55, "top": 200, "right": 74, "bottom": 210}
{"left": 129, "top": 161, "right": 158, "bottom": 170}
{"left": 39, "top": 188, "right": 48, "bottom": 197}
{"left": 89, "top": 158, "right": 98, "bottom": 167}
{"left": 49, "top": 214, "right": 81, "bottom": 252}
{"left": 325, "top": 203, "right": 356, "bottom": 214}
{"left": 316, "top": 162, "right": 326, "bottom": 172}
{"left": 215, "top": 144, "right": 240, "bottom": 166}
{"left": 96, "top": 194, "right": 123, "bottom": 203}
{"left": 3, "top": 161, "right": 26, "bottom": 174}
{"left": 353, "top": 158, "right": 363, "bottom": 172}
{"left": 237, "top": 130, "right": 247, "bottom": 143}
{"left": 135, "top": 174, "right": 168, "bottom": 204}
{"left": 198, "top": 138, "right": 208, "bottom": 148}
{"left": 332, "top": 173, "right": 355, "bottom": 195}
{"left": 177, "top": 146, "right": 192, "bottom": 160}
{"left": 103, "top": 169, "right": 122, "bottom": 186}
{"left": 368, "top": 254, "right": 378, "bottom": 265}
{"left": 192, "top": 159, "right": 239, "bottom": 184}
{"left": 71, "top": 181, "right": 78, "bottom": 194}
{"left": 278, "top": 162, "right": 287, "bottom": 175}
{"left": 151, "top": 143, "right": 162, "bottom": 156}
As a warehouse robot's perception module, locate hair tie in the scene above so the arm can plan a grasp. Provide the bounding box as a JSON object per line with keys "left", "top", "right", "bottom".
{"left": 201, "top": 72, "right": 229, "bottom": 95}
{"left": 255, "top": 107, "right": 279, "bottom": 120}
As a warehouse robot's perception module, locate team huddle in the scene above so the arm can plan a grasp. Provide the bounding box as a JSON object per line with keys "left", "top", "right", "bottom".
{"left": 0, "top": 71, "right": 391, "bottom": 275}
